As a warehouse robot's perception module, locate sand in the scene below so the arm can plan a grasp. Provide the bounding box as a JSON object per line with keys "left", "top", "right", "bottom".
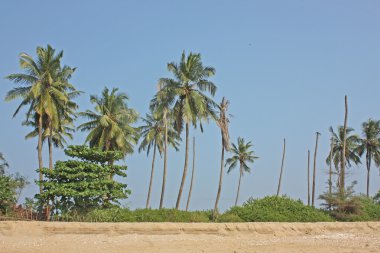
{"left": 1, "top": 221, "right": 380, "bottom": 253}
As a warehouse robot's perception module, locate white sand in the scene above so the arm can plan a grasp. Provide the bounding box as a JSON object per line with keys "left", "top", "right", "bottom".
{"left": 1, "top": 221, "right": 380, "bottom": 253}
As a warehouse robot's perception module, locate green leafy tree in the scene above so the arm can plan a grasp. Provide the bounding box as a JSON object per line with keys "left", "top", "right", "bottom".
{"left": 37, "top": 145, "right": 130, "bottom": 214}
{"left": 226, "top": 137, "right": 258, "bottom": 206}
{"left": 138, "top": 111, "right": 180, "bottom": 209}
{"left": 5, "top": 45, "right": 78, "bottom": 194}
{"left": 326, "top": 126, "right": 361, "bottom": 190}
{"left": 78, "top": 87, "right": 139, "bottom": 160}
{"left": 155, "top": 51, "right": 217, "bottom": 209}
{"left": 357, "top": 119, "right": 380, "bottom": 197}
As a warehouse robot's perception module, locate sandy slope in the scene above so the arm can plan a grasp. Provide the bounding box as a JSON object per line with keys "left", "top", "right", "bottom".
{"left": 1, "top": 221, "right": 380, "bottom": 253}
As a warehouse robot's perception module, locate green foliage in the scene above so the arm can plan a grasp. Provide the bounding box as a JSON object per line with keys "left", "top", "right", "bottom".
{"left": 85, "top": 208, "right": 212, "bottom": 222}
{"left": 0, "top": 175, "right": 16, "bottom": 214}
{"left": 37, "top": 145, "right": 130, "bottom": 213}
{"left": 224, "top": 196, "right": 333, "bottom": 222}
{"left": 216, "top": 213, "right": 243, "bottom": 222}
{"left": 349, "top": 196, "right": 380, "bottom": 221}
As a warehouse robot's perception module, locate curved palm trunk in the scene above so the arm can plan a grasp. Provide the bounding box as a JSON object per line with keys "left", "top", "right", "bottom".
{"left": 176, "top": 123, "right": 190, "bottom": 210}
{"left": 159, "top": 112, "right": 168, "bottom": 209}
{"left": 307, "top": 150, "right": 310, "bottom": 206}
{"left": 146, "top": 142, "right": 157, "bottom": 209}
{"left": 341, "top": 95, "right": 348, "bottom": 194}
{"left": 366, "top": 152, "right": 371, "bottom": 197}
{"left": 186, "top": 136, "right": 195, "bottom": 211}
{"left": 235, "top": 165, "right": 243, "bottom": 206}
{"left": 214, "top": 137, "right": 225, "bottom": 215}
{"left": 312, "top": 132, "right": 320, "bottom": 207}
{"left": 38, "top": 114, "right": 43, "bottom": 194}
{"left": 277, "top": 138, "right": 286, "bottom": 196}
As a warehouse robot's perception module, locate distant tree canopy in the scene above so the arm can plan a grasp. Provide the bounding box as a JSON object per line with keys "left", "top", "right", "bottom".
{"left": 37, "top": 145, "right": 130, "bottom": 213}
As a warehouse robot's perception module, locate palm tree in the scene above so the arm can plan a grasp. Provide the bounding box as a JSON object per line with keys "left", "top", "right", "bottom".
{"left": 213, "top": 97, "right": 230, "bottom": 215}
{"left": 357, "top": 119, "right": 380, "bottom": 197}
{"left": 0, "top": 153, "right": 9, "bottom": 175}
{"left": 226, "top": 137, "right": 258, "bottom": 206}
{"left": 5, "top": 45, "right": 76, "bottom": 194}
{"left": 138, "top": 111, "right": 180, "bottom": 208}
{"left": 156, "top": 51, "right": 217, "bottom": 209}
{"left": 78, "top": 87, "right": 139, "bottom": 158}
{"left": 326, "top": 126, "right": 361, "bottom": 190}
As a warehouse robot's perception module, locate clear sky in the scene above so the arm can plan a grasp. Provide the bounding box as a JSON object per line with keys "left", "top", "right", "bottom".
{"left": 1, "top": 0, "right": 380, "bottom": 211}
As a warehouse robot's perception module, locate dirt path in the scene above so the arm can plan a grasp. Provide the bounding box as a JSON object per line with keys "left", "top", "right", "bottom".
{"left": 1, "top": 221, "right": 379, "bottom": 253}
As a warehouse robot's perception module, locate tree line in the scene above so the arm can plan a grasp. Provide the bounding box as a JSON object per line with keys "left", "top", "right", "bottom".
{"left": 2, "top": 45, "right": 380, "bottom": 218}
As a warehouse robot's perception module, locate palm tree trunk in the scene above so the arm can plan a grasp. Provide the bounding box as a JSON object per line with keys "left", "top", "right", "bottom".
{"left": 312, "top": 132, "right": 320, "bottom": 207}
{"left": 38, "top": 114, "right": 43, "bottom": 195}
{"left": 214, "top": 137, "right": 225, "bottom": 215}
{"left": 159, "top": 111, "right": 168, "bottom": 209}
{"left": 307, "top": 150, "right": 310, "bottom": 206}
{"left": 235, "top": 165, "right": 243, "bottom": 206}
{"left": 186, "top": 136, "right": 195, "bottom": 211}
{"left": 48, "top": 122, "right": 53, "bottom": 172}
{"left": 176, "top": 123, "right": 190, "bottom": 209}
{"left": 341, "top": 95, "right": 348, "bottom": 194}
{"left": 277, "top": 138, "right": 286, "bottom": 196}
{"left": 146, "top": 142, "right": 157, "bottom": 209}
{"left": 329, "top": 138, "right": 333, "bottom": 197}
{"left": 366, "top": 153, "right": 371, "bottom": 197}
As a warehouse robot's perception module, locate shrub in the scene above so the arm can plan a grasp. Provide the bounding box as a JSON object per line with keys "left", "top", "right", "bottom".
{"left": 224, "top": 195, "right": 333, "bottom": 222}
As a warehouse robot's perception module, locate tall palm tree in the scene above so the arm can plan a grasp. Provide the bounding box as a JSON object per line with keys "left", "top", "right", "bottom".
{"left": 5, "top": 45, "right": 76, "bottom": 194}
{"left": 213, "top": 97, "right": 230, "bottom": 215}
{"left": 326, "top": 126, "right": 361, "bottom": 190}
{"left": 357, "top": 119, "right": 380, "bottom": 197}
{"left": 0, "top": 153, "right": 9, "bottom": 175}
{"left": 226, "top": 137, "right": 258, "bottom": 206}
{"left": 138, "top": 111, "right": 180, "bottom": 208}
{"left": 156, "top": 51, "right": 217, "bottom": 209}
{"left": 78, "top": 87, "right": 139, "bottom": 158}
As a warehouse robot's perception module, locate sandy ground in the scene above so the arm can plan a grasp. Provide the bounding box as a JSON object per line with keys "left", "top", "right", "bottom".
{"left": 1, "top": 221, "right": 380, "bottom": 253}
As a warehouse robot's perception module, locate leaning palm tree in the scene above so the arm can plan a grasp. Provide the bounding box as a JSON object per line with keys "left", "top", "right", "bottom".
{"left": 78, "top": 87, "right": 139, "bottom": 159}
{"left": 226, "top": 137, "right": 258, "bottom": 206}
{"left": 156, "top": 51, "right": 217, "bottom": 209}
{"left": 0, "top": 152, "right": 9, "bottom": 175}
{"left": 326, "top": 126, "right": 361, "bottom": 190}
{"left": 213, "top": 97, "right": 230, "bottom": 215}
{"left": 357, "top": 119, "right": 380, "bottom": 197}
{"left": 138, "top": 111, "right": 180, "bottom": 208}
{"left": 5, "top": 45, "right": 76, "bottom": 194}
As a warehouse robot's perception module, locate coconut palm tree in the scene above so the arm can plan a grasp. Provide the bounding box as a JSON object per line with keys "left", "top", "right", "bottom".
{"left": 326, "top": 126, "right": 361, "bottom": 190}
{"left": 0, "top": 153, "right": 9, "bottom": 175}
{"left": 138, "top": 111, "right": 180, "bottom": 208}
{"left": 156, "top": 51, "right": 217, "bottom": 209}
{"left": 78, "top": 87, "right": 139, "bottom": 158}
{"left": 357, "top": 119, "right": 380, "bottom": 197}
{"left": 213, "top": 97, "right": 230, "bottom": 215}
{"left": 226, "top": 137, "right": 258, "bottom": 206}
{"left": 5, "top": 45, "right": 77, "bottom": 194}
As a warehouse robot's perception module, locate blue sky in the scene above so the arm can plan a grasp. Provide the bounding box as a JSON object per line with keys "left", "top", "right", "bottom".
{"left": 1, "top": 0, "right": 380, "bottom": 211}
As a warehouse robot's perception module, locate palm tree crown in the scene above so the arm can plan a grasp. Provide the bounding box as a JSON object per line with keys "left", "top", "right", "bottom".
{"left": 226, "top": 137, "right": 258, "bottom": 174}
{"left": 78, "top": 87, "right": 139, "bottom": 156}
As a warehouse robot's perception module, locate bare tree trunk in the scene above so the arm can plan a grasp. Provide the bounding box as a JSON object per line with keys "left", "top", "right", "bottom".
{"left": 47, "top": 126, "right": 53, "bottom": 221}
{"left": 307, "top": 150, "right": 310, "bottom": 206}
{"left": 277, "top": 138, "right": 286, "bottom": 196}
{"left": 159, "top": 111, "right": 168, "bottom": 209}
{"left": 214, "top": 137, "right": 225, "bottom": 215}
{"left": 341, "top": 95, "right": 348, "bottom": 194}
{"left": 312, "top": 132, "right": 320, "bottom": 207}
{"left": 146, "top": 142, "right": 157, "bottom": 209}
{"left": 186, "top": 137, "right": 195, "bottom": 211}
{"left": 235, "top": 165, "right": 243, "bottom": 206}
{"left": 176, "top": 123, "right": 190, "bottom": 209}
{"left": 329, "top": 138, "right": 333, "bottom": 196}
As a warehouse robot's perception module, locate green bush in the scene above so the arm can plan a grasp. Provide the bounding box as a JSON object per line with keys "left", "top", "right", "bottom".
{"left": 224, "top": 195, "right": 333, "bottom": 222}
{"left": 85, "top": 208, "right": 212, "bottom": 222}
{"left": 345, "top": 196, "right": 380, "bottom": 221}
{"left": 217, "top": 213, "right": 244, "bottom": 222}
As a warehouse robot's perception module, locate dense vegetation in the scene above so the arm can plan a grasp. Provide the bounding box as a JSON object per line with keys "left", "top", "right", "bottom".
{"left": 1, "top": 45, "right": 380, "bottom": 222}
